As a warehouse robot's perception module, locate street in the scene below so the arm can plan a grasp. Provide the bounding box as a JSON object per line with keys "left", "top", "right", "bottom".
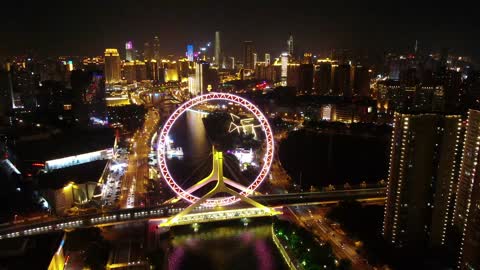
{"left": 288, "top": 205, "right": 374, "bottom": 270}
{"left": 120, "top": 108, "right": 160, "bottom": 209}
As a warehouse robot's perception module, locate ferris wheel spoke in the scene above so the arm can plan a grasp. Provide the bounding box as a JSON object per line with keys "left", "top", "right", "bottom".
{"left": 223, "top": 178, "right": 254, "bottom": 195}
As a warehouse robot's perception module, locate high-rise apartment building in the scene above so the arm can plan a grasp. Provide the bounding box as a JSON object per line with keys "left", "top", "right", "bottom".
{"left": 104, "top": 48, "right": 121, "bottom": 84}
{"left": 243, "top": 41, "right": 255, "bottom": 70}
{"left": 383, "top": 112, "right": 463, "bottom": 251}
{"left": 453, "top": 109, "right": 480, "bottom": 269}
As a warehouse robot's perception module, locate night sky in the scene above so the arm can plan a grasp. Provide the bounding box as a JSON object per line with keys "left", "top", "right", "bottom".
{"left": 2, "top": 0, "right": 478, "bottom": 61}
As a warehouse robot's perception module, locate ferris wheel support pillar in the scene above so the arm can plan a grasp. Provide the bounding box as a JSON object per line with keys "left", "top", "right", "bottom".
{"left": 161, "top": 150, "right": 277, "bottom": 227}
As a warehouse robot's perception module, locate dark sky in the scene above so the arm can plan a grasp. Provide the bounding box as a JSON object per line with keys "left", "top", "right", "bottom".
{"left": 2, "top": 0, "right": 479, "bottom": 61}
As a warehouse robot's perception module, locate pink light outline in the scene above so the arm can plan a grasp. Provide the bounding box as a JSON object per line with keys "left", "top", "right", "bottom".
{"left": 157, "top": 92, "right": 274, "bottom": 206}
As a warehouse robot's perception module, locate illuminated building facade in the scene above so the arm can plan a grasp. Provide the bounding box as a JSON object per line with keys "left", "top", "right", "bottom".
{"left": 214, "top": 31, "right": 222, "bottom": 67}
{"left": 165, "top": 67, "right": 179, "bottom": 82}
{"left": 383, "top": 113, "right": 463, "bottom": 251}
{"left": 194, "top": 61, "right": 210, "bottom": 95}
{"left": 104, "top": 48, "right": 121, "bottom": 83}
{"left": 287, "top": 34, "right": 294, "bottom": 57}
{"left": 281, "top": 53, "right": 288, "bottom": 84}
{"left": 146, "top": 60, "right": 158, "bottom": 81}
{"left": 243, "top": 41, "right": 255, "bottom": 70}
{"left": 187, "top": 44, "right": 194, "bottom": 61}
{"left": 123, "top": 62, "right": 135, "bottom": 83}
{"left": 453, "top": 110, "right": 480, "bottom": 269}
{"left": 125, "top": 41, "right": 134, "bottom": 62}
{"left": 265, "top": 53, "right": 271, "bottom": 65}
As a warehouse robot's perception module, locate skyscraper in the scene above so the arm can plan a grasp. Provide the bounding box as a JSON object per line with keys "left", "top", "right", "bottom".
{"left": 253, "top": 53, "right": 258, "bottom": 68}
{"left": 214, "top": 31, "right": 222, "bottom": 68}
{"left": 243, "top": 41, "right": 255, "bottom": 70}
{"left": 265, "top": 53, "right": 271, "bottom": 65}
{"left": 383, "top": 112, "right": 463, "bottom": 251}
{"left": 287, "top": 33, "right": 294, "bottom": 57}
{"left": 153, "top": 36, "right": 161, "bottom": 62}
{"left": 194, "top": 61, "right": 210, "bottom": 95}
{"left": 186, "top": 45, "right": 194, "bottom": 62}
{"left": 125, "top": 41, "right": 134, "bottom": 62}
{"left": 453, "top": 109, "right": 480, "bottom": 269}
{"left": 281, "top": 53, "right": 289, "bottom": 85}
{"left": 104, "top": 48, "right": 121, "bottom": 84}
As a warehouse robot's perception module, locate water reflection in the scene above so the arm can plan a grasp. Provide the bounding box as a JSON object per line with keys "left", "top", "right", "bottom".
{"left": 167, "top": 224, "right": 286, "bottom": 270}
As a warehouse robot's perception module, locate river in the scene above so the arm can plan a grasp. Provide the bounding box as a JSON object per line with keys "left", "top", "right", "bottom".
{"left": 166, "top": 223, "right": 287, "bottom": 270}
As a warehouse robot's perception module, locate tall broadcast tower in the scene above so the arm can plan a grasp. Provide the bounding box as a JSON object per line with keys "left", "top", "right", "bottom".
{"left": 215, "top": 31, "right": 222, "bottom": 68}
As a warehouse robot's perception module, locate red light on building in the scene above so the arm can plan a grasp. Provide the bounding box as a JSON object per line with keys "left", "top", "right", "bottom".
{"left": 31, "top": 163, "right": 45, "bottom": 167}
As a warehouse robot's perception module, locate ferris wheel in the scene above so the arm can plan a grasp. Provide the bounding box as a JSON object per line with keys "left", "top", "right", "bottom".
{"left": 157, "top": 92, "right": 274, "bottom": 207}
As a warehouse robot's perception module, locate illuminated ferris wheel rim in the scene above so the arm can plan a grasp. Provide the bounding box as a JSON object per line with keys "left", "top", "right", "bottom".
{"left": 157, "top": 92, "right": 275, "bottom": 206}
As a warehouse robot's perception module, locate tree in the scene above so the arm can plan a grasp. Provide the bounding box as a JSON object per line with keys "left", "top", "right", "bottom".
{"left": 338, "top": 258, "right": 352, "bottom": 270}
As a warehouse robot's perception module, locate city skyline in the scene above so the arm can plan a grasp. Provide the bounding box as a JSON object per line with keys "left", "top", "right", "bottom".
{"left": 2, "top": 1, "right": 479, "bottom": 61}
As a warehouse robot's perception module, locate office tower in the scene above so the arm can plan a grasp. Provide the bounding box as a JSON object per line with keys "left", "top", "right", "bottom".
{"left": 265, "top": 53, "right": 271, "bottom": 65}
{"left": 104, "top": 48, "right": 121, "bottom": 84}
{"left": 298, "top": 64, "right": 314, "bottom": 94}
{"left": 383, "top": 113, "right": 463, "bottom": 251}
{"left": 153, "top": 36, "right": 161, "bottom": 62}
{"left": 287, "top": 33, "right": 294, "bottom": 57}
{"left": 314, "top": 61, "right": 332, "bottom": 95}
{"left": 187, "top": 45, "right": 194, "bottom": 61}
{"left": 214, "top": 31, "right": 221, "bottom": 67}
{"left": 123, "top": 62, "right": 136, "bottom": 83}
{"left": 125, "top": 41, "right": 134, "bottom": 62}
{"left": 253, "top": 53, "right": 258, "bottom": 68}
{"left": 453, "top": 109, "right": 480, "bottom": 269}
{"left": 195, "top": 61, "right": 210, "bottom": 95}
{"left": 134, "top": 61, "right": 147, "bottom": 81}
{"left": 243, "top": 41, "right": 255, "bottom": 69}
{"left": 353, "top": 65, "right": 370, "bottom": 97}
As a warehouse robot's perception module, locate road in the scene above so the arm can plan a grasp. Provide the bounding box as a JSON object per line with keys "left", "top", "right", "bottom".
{"left": 120, "top": 108, "right": 160, "bottom": 209}
{"left": 288, "top": 205, "right": 373, "bottom": 270}
{"left": 0, "top": 189, "right": 384, "bottom": 240}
